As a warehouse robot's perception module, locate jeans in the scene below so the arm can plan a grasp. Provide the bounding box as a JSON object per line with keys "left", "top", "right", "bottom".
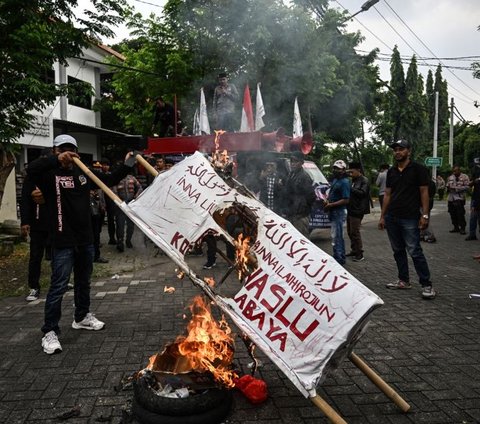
{"left": 42, "top": 245, "right": 94, "bottom": 334}
{"left": 330, "top": 208, "right": 347, "bottom": 265}
{"left": 385, "top": 215, "right": 431, "bottom": 286}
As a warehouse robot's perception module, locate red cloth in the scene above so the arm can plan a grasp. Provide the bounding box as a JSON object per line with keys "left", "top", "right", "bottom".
{"left": 234, "top": 375, "right": 268, "bottom": 404}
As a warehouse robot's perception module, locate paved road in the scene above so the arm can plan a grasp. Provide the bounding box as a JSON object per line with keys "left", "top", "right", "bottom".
{"left": 1, "top": 200, "right": 479, "bottom": 423}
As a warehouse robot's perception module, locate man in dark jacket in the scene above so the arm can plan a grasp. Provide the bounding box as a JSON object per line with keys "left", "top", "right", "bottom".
{"left": 282, "top": 152, "right": 316, "bottom": 238}
{"left": 20, "top": 155, "right": 51, "bottom": 302}
{"left": 27, "top": 134, "right": 136, "bottom": 355}
{"left": 346, "top": 162, "right": 370, "bottom": 262}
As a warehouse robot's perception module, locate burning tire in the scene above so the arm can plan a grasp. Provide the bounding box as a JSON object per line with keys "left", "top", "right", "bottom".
{"left": 132, "top": 391, "right": 233, "bottom": 424}
{"left": 133, "top": 375, "right": 232, "bottom": 417}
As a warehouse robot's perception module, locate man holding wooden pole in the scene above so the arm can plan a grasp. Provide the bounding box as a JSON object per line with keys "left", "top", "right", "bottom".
{"left": 27, "top": 134, "right": 136, "bottom": 355}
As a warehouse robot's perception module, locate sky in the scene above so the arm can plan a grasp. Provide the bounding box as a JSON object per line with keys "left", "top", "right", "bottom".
{"left": 78, "top": 0, "right": 480, "bottom": 124}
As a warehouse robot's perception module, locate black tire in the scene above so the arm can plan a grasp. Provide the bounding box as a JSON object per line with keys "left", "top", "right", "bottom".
{"left": 132, "top": 394, "right": 233, "bottom": 424}
{"left": 133, "top": 377, "right": 231, "bottom": 416}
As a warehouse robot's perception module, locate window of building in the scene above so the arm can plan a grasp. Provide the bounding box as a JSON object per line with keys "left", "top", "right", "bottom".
{"left": 67, "top": 76, "right": 92, "bottom": 110}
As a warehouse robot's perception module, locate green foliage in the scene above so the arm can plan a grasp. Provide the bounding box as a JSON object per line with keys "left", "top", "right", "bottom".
{"left": 108, "top": 0, "right": 381, "bottom": 141}
{"left": 0, "top": 0, "right": 129, "bottom": 147}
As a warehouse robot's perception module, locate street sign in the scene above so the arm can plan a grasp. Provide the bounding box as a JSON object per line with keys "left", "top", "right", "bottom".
{"left": 425, "top": 157, "right": 443, "bottom": 167}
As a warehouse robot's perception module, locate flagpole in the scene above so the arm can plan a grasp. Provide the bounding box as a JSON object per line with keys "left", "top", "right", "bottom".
{"left": 309, "top": 395, "right": 347, "bottom": 424}
{"left": 174, "top": 94, "right": 178, "bottom": 137}
{"left": 72, "top": 157, "right": 123, "bottom": 205}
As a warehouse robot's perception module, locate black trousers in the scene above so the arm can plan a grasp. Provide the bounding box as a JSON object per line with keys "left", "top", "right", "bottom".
{"left": 28, "top": 230, "right": 49, "bottom": 290}
{"left": 448, "top": 200, "right": 466, "bottom": 231}
{"left": 91, "top": 214, "right": 103, "bottom": 260}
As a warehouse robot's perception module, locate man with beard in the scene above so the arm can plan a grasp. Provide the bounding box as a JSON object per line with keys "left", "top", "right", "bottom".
{"left": 324, "top": 160, "right": 350, "bottom": 265}
{"left": 378, "top": 139, "right": 436, "bottom": 299}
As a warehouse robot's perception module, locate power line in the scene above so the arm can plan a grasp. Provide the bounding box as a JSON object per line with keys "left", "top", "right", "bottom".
{"left": 356, "top": 49, "right": 480, "bottom": 62}
{"left": 374, "top": 57, "right": 472, "bottom": 71}
{"left": 333, "top": 1, "right": 475, "bottom": 113}
{"left": 383, "top": 0, "right": 480, "bottom": 100}
{"left": 130, "top": 0, "right": 163, "bottom": 9}
{"left": 355, "top": 2, "right": 476, "bottom": 106}
{"left": 334, "top": 0, "right": 392, "bottom": 52}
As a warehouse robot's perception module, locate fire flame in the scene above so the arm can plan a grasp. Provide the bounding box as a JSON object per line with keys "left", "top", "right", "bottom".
{"left": 214, "top": 129, "right": 226, "bottom": 152}
{"left": 236, "top": 233, "right": 251, "bottom": 279}
{"left": 176, "top": 295, "right": 237, "bottom": 387}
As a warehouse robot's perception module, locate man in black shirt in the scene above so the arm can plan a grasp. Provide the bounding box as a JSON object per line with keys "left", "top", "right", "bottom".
{"left": 378, "top": 139, "right": 436, "bottom": 299}
{"left": 27, "top": 134, "right": 136, "bottom": 354}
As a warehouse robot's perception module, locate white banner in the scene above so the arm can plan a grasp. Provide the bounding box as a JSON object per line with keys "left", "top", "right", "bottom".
{"left": 127, "top": 152, "right": 383, "bottom": 398}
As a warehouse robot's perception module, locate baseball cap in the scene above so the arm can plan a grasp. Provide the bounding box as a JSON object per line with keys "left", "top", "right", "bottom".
{"left": 389, "top": 139, "right": 411, "bottom": 149}
{"left": 53, "top": 134, "right": 78, "bottom": 148}
{"left": 333, "top": 160, "right": 347, "bottom": 169}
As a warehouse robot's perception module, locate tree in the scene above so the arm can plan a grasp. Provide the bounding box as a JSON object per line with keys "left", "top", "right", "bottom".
{"left": 108, "top": 0, "right": 381, "bottom": 150}
{"left": 403, "top": 56, "right": 429, "bottom": 157}
{"left": 0, "top": 0, "right": 128, "bottom": 207}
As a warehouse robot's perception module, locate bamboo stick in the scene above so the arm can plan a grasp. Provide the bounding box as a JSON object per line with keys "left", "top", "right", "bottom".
{"left": 349, "top": 352, "right": 410, "bottom": 412}
{"left": 309, "top": 395, "right": 348, "bottom": 424}
{"left": 136, "top": 154, "right": 158, "bottom": 177}
{"left": 72, "top": 157, "right": 122, "bottom": 205}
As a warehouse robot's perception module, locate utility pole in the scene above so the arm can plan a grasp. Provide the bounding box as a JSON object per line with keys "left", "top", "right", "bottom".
{"left": 432, "top": 91, "right": 439, "bottom": 179}
{"left": 449, "top": 97, "right": 454, "bottom": 166}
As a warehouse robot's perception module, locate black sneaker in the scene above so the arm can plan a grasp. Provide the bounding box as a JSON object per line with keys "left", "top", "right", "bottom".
{"left": 465, "top": 235, "right": 476, "bottom": 240}
{"left": 116, "top": 242, "right": 124, "bottom": 252}
{"left": 422, "top": 285, "right": 436, "bottom": 299}
{"left": 352, "top": 255, "right": 365, "bottom": 262}
{"left": 203, "top": 262, "right": 216, "bottom": 270}
{"left": 94, "top": 257, "right": 109, "bottom": 264}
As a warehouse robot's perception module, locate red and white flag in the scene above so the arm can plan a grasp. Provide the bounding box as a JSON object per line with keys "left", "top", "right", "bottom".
{"left": 240, "top": 84, "right": 254, "bottom": 132}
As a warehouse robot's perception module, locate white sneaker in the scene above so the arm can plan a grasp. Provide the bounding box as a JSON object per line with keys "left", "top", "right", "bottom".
{"left": 72, "top": 313, "right": 105, "bottom": 331}
{"left": 42, "top": 331, "right": 62, "bottom": 355}
{"left": 26, "top": 289, "right": 40, "bottom": 302}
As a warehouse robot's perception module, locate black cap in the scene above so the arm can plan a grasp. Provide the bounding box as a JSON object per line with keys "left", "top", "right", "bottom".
{"left": 389, "top": 139, "right": 411, "bottom": 149}
{"left": 291, "top": 151, "right": 304, "bottom": 162}
{"left": 348, "top": 162, "right": 362, "bottom": 170}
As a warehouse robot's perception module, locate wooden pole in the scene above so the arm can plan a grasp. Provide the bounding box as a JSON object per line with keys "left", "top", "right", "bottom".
{"left": 135, "top": 154, "right": 158, "bottom": 177}
{"left": 349, "top": 352, "right": 410, "bottom": 412}
{"left": 72, "top": 157, "right": 122, "bottom": 205}
{"left": 309, "top": 395, "right": 347, "bottom": 424}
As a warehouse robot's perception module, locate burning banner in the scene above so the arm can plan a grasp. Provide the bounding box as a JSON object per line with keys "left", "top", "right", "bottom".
{"left": 125, "top": 152, "right": 383, "bottom": 399}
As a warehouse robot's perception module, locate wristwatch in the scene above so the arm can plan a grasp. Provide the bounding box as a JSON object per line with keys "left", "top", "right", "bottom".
{"left": 422, "top": 214, "right": 429, "bottom": 220}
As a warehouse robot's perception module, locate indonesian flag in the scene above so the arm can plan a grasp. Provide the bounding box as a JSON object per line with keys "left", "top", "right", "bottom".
{"left": 240, "top": 84, "right": 254, "bottom": 132}
{"left": 293, "top": 97, "right": 303, "bottom": 139}
{"left": 255, "top": 83, "right": 265, "bottom": 130}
